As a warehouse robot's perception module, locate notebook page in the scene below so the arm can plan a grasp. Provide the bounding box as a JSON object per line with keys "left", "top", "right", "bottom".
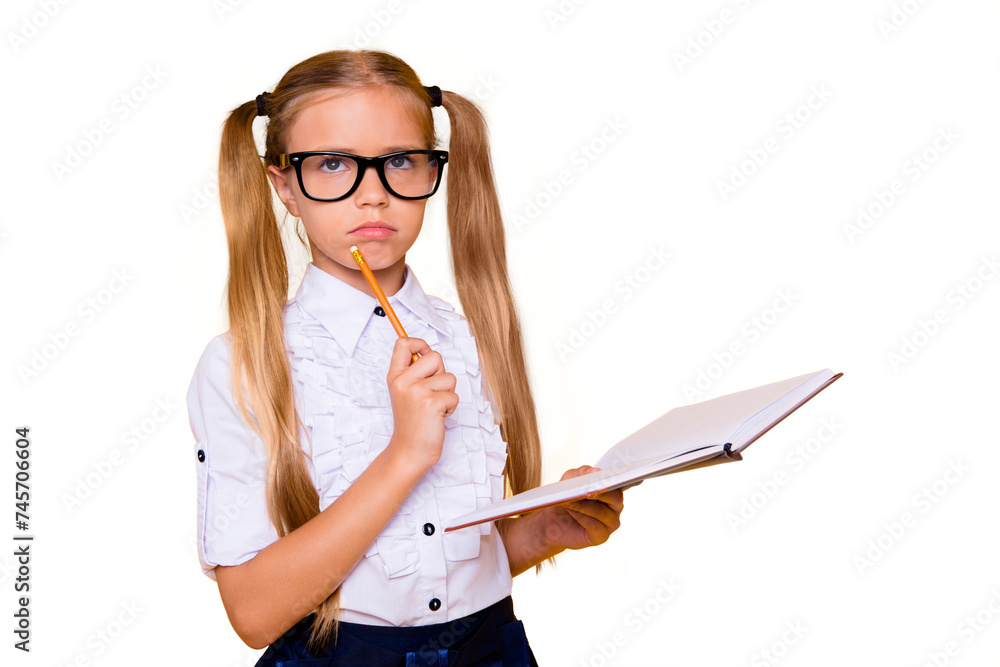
{"left": 595, "top": 370, "right": 830, "bottom": 469}
{"left": 731, "top": 370, "right": 834, "bottom": 447}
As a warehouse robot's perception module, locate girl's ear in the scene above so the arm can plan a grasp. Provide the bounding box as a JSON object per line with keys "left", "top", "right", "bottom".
{"left": 266, "top": 165, "right": 302, "bottom": 218}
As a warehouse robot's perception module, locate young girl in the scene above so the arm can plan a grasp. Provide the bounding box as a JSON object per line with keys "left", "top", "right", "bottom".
{"left": 186, "top": 49, "right": 625, "bottom": 665}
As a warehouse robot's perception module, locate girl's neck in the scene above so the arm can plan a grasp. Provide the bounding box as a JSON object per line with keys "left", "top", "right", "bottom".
{"left": 312, "top": 255, "right": 407, "bottom": 299}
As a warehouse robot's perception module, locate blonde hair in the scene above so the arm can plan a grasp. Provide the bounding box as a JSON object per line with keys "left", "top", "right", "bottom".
{"left": 217, "top": 49, "right": 547, "bottom": 654}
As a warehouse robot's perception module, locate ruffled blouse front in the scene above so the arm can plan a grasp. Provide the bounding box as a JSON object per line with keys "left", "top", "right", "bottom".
{"left": 186, "top": 262, "right": 514, "bottom": 626}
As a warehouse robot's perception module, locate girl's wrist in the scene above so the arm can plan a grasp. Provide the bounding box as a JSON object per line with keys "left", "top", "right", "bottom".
{"left": 502, "top": 509, "right": 566, "bottom": 576}
{"left": 381, "top": 440, "right": 434, "bottom": 485}
{"left": 535, "top": 507, "right": 568, "bottom": 558}
{"left": 382, "top": 435, "right": 435, "bottom": 484}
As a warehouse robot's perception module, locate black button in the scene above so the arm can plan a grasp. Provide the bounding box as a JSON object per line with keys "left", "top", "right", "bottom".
{"left": 422, "top": 523, "right": 435, "bottom": 536}
{"left": 429, "top": 598, "right": 441, "bottom": 611}
{"left": 197, "top": 449, "right": 205, "bottom": 462}
{"left": 374, "top": 306, "right": 386, "bottom": 317}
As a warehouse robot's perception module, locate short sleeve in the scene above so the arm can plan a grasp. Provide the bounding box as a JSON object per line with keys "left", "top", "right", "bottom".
{"left": 186, "top": 334, "right": 279, "bottom": 581}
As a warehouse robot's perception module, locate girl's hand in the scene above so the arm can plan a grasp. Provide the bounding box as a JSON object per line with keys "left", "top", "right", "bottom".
{"left": 537, "top": 466, "right": 624, "bottom": 552}
{"left": 385, "top": 337, "right": 459, "bottom": 473}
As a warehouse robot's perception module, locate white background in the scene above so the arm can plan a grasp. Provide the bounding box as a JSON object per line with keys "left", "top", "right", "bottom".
{"left": 1, "top": 1, "right": 998, "bottom": 666}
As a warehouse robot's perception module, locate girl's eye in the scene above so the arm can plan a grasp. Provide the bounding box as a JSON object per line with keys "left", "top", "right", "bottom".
{"left": 387, "top": 156, "right": 413, "bottom": 170}
{"left": 320, "top": 158, "right": 346, "bottom": 172}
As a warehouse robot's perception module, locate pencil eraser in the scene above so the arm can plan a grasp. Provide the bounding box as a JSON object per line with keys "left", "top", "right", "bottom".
{"left": 349, "top": 245, "right": 358, "bottom": 253}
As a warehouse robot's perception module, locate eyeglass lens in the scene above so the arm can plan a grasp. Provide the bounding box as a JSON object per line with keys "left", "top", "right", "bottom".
{"left": 299, "top": 152, "right": 441, "bottom": 200}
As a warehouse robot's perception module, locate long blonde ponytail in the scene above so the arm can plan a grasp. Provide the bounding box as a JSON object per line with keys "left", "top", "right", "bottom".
{"left": 438, "top": 91, "right": 546, "bottom": 549}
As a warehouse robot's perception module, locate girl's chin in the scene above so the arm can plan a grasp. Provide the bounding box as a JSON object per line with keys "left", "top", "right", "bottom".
{"left": 321, "top": 245, "right": 405, "bottom": 271}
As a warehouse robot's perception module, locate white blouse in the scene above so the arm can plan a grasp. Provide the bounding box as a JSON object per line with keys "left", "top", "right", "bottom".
{"left": 186, "top": 261, "right": 514, "bottom": 626}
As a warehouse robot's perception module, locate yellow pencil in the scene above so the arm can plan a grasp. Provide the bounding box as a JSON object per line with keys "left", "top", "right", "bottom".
{"left": 349, "top": 245, "right": 421, "bottom": 363}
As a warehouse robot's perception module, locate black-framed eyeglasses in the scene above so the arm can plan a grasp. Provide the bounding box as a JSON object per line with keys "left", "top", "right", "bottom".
{"left": 274, "top": 150, "right": 449, "bottom": 202}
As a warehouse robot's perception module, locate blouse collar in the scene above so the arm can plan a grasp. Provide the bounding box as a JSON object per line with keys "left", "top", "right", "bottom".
{"left": 291, "top": 261, "right": 451, "bottom": 357}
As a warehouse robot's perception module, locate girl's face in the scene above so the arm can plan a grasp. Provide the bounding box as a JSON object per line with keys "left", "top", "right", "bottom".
{"left": 267, "top": 87, "right": 430, "bottom": 290}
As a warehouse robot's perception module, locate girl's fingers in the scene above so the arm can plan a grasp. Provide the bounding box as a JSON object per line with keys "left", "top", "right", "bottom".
{"left": 410, "top": 349, "right": 446, "bottom": 377}
{"left": 414, "top": 371, "right": 458, "bottom": 417}
{"left": 559, "top": 464, "right": 601, "bottom": 482}
{"left": 398, "top": 335, "right": 433, "bottom": 358}
{"left": 553, "top": 466, "right": 625, "bottom": 547}
{"left": 420, "top": 371, "right": 457, "bottom": 393}
{"left": 569, "top": 466, "right": 624, "bottom": 509}
{"left": 585, "top": 488, "right": 625, "bottom": 511}
{"left": 387, "top": 337, "right": 443, "bottom": 380}
{"left": 564, "top": 507, "right": 612, "bottom": 542}
{"left": 564, "top": 496, "right": 622, "bottom": 528}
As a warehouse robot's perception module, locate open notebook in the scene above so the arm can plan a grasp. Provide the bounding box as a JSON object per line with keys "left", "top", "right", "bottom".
{"left": 445, "top": 368, "right": 842, "bottom": 532}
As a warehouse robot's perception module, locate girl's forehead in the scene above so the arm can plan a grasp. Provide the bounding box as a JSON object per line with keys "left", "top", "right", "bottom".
{"left": 284, "top": 88, "right": 426, "bottom": 152}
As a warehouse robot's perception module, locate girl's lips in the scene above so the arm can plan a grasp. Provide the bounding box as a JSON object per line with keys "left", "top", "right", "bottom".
{"left": 350, "top": 227, "right": 395, "bottom": 239}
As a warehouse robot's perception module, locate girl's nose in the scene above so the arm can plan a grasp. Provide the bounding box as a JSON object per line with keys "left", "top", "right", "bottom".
{"left": 353, "top": 165, "right": 390, "bottom": 206}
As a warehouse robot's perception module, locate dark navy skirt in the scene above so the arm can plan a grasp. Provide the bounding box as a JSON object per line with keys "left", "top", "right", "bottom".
{"left": 254, "top": 595, "right": 539, "bottom": 666}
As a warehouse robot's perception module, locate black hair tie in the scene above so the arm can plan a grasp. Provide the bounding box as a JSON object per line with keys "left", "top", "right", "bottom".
{"left": 424, "top": 85, "right": 442, "bottom": 108}
{"left": 256, "top": 92, "right": 271, "bottom": 117}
